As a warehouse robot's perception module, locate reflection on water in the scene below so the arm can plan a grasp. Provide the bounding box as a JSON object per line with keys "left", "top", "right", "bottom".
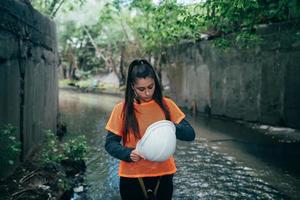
{"left": 59, "top": 89, "right": 299, "bottom": 200}
{"left": 174, "top": 139, "right": 288, "bottom": 199}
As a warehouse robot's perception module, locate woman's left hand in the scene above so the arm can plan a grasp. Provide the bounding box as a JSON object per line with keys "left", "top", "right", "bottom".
{"left": 130, "top": 149, "right": 143, "bottom": 162}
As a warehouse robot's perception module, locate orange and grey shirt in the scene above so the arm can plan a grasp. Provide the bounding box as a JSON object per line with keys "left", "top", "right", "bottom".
{"left": 105, "top": 97, "right": 185, "bottom": 178}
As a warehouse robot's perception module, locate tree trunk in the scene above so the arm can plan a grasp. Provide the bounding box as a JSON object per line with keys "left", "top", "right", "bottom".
{"left": 154, "top": 53, "right": 163, "bottom": 90}
{"left": 66, "top": 48, "right": 78, "bottom": 80}
{"left": 84, "top": 26, "right": 122, "bottom": 84}
{"left": 119, "top": 42, "right": 126, "bottom": 86}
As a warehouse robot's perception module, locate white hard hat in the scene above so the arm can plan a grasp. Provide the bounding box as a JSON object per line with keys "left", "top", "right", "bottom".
{"left": 136, "top": 120, "right": 176, "bottom": 162}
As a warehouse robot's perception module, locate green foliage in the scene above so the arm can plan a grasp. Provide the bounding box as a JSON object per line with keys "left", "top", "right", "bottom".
{"left": 32, "top": 0, "right": 300, "bottom": 70}
{"left": 0, "top": 124, "right": 21, "bottom": 168}
{"left": 200, "top": 0, "right": 300, "bottom": 49}
{"left": 55, "top": 1, "right": 129, "bottom": 72}
{"left": 129, "top": 0, "right": 300, "bottom": 51}
{"left": 213, "top": 37, "right": 232, "bottom": 50}
{"left": 235, "top": 31, "right": 263, "bottom": 48}
{"left": 213, "top": 31, "right": 263, "bottom": 50}
{"left": 57, "top": 177, "right": 72, "bottom": 191}
{"left": 260, "top": 0, "right": 300, "bottom": 22}
{"left": 59, "top": 21, "right": 103, "bottom": 72}
{"left": 202, "top": 0, "right": 300, "bottom": 33}
{"left": 59, "top": 79, "right": 77, "bottom": 86}
{"left": 129, "top": 0, "right": 204, "bottom": 53}
{"left": 62, "top": 136, "right": 88, "bottom": 161}
{"left": 32, "top": 0, "right": 103, "bottom": 72}
{"left": 41, "top": 130, "right": 65, "bottom": 169}
{"left": 31, "top": 0, "right": 87, "bottom": 18}
{"left": 40, "top": 130, "right": 88, "bottom": 169}
{"left": 202, "top": 0, "right": 260, "bottom": 32}
{"left": 75, "top": 79, "right": 94, "bottom": 89}
{"left": 76, "top": 69, "right": 92, "bottom": 79}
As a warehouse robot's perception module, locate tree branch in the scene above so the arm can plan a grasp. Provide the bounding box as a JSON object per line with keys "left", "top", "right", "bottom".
{"left": 51, "top": 0, "right": 65, "bottom": 18}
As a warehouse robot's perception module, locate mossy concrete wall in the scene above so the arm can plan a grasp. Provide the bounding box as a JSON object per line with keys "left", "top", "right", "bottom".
{"left": 0, "top": 0, "right": 58, "bottom": 163}
{"left": 165, "top": 21, "right": 300, "bottom": 129}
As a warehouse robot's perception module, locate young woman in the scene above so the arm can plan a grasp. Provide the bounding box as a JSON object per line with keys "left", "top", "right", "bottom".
{"left": 105, "top": 59, "right": 195, "bottom": 200}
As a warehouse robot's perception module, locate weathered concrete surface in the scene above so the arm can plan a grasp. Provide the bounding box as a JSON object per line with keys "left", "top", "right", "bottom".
{"left": 165, "top": 21, "right": 300, "bottom": 129}
{"left": 0, "top": 0, "right": 58, "bottom": 164}
{"left": 167, "top": 43, "right": 210, "bottom": 111}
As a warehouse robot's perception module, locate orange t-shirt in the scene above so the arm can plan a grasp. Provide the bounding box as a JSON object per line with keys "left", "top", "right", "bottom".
{"left": 105, "top": 97, "right": 185, "bottom": 178}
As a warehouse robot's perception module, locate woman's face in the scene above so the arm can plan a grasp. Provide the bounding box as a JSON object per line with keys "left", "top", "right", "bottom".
{"left": 132, "top": 77, "right": 155, "bottom": 103}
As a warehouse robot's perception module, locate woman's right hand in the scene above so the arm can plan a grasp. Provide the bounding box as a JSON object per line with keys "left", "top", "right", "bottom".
{"left": 130, "top": 149, "right": 143, "bottom": 162}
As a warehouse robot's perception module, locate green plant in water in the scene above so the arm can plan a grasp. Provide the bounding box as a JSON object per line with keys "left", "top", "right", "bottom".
{"left": 40, "top": 130, "right": 88, "bottom": 169}
{"left": 0, "top": 124, "right": 21, "bottom": 168}
{"left": 63, "top": 135, "right": 88, "bottom": 162}
{"left": 41, "top": 130, "right": 65, "bottom": 169}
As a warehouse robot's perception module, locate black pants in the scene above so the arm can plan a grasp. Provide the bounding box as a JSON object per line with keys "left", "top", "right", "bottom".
{"left": 120, "top": 174, "right": 174, "bottom": 200}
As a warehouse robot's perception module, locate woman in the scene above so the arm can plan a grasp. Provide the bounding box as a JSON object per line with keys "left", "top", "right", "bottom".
{"left": 105, "top": 59, "right": 195, "bottom": 200}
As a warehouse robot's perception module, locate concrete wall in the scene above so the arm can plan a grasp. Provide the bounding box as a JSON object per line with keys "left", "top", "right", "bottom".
{"left": 166, "top": 43, "right": 210, "bottom": 111}
{"left": 0, "top": 1, "right": 58, "bottom": 161}
{"left": 165, "top": 21, "right": 300, "bottom": 129}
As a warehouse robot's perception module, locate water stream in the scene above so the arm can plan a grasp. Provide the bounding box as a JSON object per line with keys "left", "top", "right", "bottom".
{"left": 59, "top": 89, "right": 300, "bottom": 200}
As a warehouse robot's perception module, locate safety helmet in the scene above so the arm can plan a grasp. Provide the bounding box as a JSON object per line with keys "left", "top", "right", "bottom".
{"left": 136, "top": 120, "right": 176, "bottom": 162}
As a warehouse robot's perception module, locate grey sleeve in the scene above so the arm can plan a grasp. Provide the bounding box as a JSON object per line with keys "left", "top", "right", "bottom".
{"left": 104, "top": 131, "right": 134, "bottom": 162}
{"left": 174, "top": 119, "right": 195, "bottom": 141}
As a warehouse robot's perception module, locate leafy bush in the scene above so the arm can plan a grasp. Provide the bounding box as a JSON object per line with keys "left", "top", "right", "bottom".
{"left": 75, "top": 79, "right": 94, "bottom": 89}
{"left": 75, "top": 69, "right": 92, "bottom": 79}
{"left": 59, "top": 79, "right": 77, "bottom": 86}
{"left": 40, "top": 130, "right": 88, "bottom": 169}
{"left": 63, "top": 135, "right": 88, "bottom": 161}
{"left": 213, "top": 37, "right": 232, "bottom": 50}
{"left": 0, "top": 124, "right": 21, "bottom": 167}
{"left": 41, "top": 130, "right": 66, "bottom": 169}
{"left": 57, "top": 177, "right": 72, "bottom": 191}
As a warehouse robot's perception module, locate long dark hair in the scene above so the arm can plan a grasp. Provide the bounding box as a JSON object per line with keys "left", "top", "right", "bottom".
{"left": 122, "top": 59, "right": 170, "bottom": 143}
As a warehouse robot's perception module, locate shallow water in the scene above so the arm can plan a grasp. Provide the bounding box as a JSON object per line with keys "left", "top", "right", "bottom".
{"left": 59, "top": 89, "right": 300, "bottom": 200}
